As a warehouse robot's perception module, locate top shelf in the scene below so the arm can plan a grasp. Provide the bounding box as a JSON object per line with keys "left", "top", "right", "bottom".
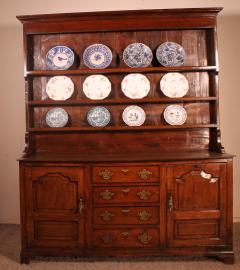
{"left": 26, "top": 66, "right": 218, "bottom": 77}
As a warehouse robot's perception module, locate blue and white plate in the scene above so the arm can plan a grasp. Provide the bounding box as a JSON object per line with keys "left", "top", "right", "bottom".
{"left": 156, "top": 42, "right": 185, "bottom": 67}
{"left": 46, "top": 108, "right": 69, "bottom": 128}
{"left": 123, "top": 43, "right": 153, "bottom": 68}
{"left": 87, "top": 106, "right": 111, "bottom": 127}
{"left": 45, "top": 46, "right": 75, "bottom": 70}
{"left": 83, "top": 44, "right": 112, "bottom": 69}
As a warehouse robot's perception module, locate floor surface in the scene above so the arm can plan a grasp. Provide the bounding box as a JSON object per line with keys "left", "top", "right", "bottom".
{"left": 0, "top": 224, "right": 239, "bottom": 269}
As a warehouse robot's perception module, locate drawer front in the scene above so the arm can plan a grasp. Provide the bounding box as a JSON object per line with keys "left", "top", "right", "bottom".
{"left": 93, "top": 207, "right": 159, "bottom": 225}
{"left": 93, "top": 228, "right": 159, "bottom": 247}
{"left": 93, "top": 186, "right": 159, "bottom": 204}
{"left": 92, "top": 166, "right": 159, "bottom": 183}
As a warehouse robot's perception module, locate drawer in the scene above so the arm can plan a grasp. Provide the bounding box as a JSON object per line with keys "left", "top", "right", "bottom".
{"left": 92, "top": 165, "right": 159, "bottom": 183}
{"left": 93, "top": 228, "right": 159, "bottom": 247}
{"left": 93, "top": 206, "right": 159, "bottom": 225}
{"left": 93, "top": 186, "right": 159, "bottom": 204}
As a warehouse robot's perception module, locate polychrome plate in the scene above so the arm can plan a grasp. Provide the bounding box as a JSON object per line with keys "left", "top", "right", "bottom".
{"left": 160, "top": 72, "right": 189, "bottom": 98}
{"left": 45, "top": 46, "right": 74, "bottom": 70}
{"left": 122, "top": 105, "right": 146, "bottom": 126}
{"left": 83, "top": 44, "right": 112, "bottom": 69}
{"left": 163, "top": 105, "right": 187, "bottom": 125}
{"left": 156, "top": 42, "right": 185, "bottom": 67}
{"left": 83, "top": 75, "right": 111, "bottom": 100}
{"left": 46, "top": 76, "right": 74, "bottom": 100}
{"left": 121, "top": 73, "right": 150, "bottom": 99}
{"left": 46, "top": 108, "right": 69, "bottom": 128}
{"left": 123, "top": 43, "right": 153, "bottom": 68}
{"left": 87, "top": 106, "right": 111, "bottom": 127}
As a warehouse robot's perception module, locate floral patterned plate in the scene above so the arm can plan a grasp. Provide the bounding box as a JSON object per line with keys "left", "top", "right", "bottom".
{"left": 160, "top": 72, "right": 189, "bottom": 98}
{"left": 156, "top": 42, "right": 185, "bottom": 67}
{"left": 83, "top": 75, "right": 111, "bottom": 100}
{"left": 83, "top": 44, "right": 112, "bottom": 69}
{"left": 123, "top": 43, "right": 153, "bottom": 68}
{"left": 46, "top": 76, "right": 74, "bottom": 100}
{"left": 121, "top": 73, "right": 150, "bottom": 99}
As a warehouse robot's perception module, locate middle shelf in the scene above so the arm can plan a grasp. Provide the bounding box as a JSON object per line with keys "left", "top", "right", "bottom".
{"left": 28, "top": 97, "right": 217, "bottom": 107}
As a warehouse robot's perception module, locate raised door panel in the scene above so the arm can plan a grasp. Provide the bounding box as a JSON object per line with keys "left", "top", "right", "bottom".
{"left": 25, "top": 166, "right": 85, "bottom": 248}
{"left": 167, "top": 162, "right": 227, "bottom": 247}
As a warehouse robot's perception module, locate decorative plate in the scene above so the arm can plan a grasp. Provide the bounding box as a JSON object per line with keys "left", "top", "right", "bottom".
{"left": 46, "top": 76, "right": 74, "bottom": 100}
{"left": 160, "top": 72, "right": 189, "bottom": 98}
{"left": 83, "top": 44, "right": 112, "bottom": 69}
{"left": 83, "top": 75, "right": 111, "bottom": 100}
{"left": 45, "top": 46, "right": 75, "bottom": 70}
{"left": 46, "top": 108, "right": 69, "bottom": 128}
{"left": 163, "top": 105, "right": 187, "bottom": 125}
{"left": 87, "top": 106, "right": 111, "bottom": 127}
{"left": 121, "top": 73, "right": 150, "bottom": 99}
{"left": 156, "top": 42, "right": 185, "bottom": 67}
{"left": 122, "top": 105, "right": 146, "bottom": 126}
{"left": 123, "top": 43, "right": 153, "bottom": 68}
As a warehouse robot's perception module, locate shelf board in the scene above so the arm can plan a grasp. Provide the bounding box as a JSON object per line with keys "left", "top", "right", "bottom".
{"left": 26, "top": 66, "right": 217, "bottom": 76}
{"left": 28, "top": 124, "right": 218, "bottom": 133}
{"left": 28, "top": 97, "right": 217, "bottom": 107}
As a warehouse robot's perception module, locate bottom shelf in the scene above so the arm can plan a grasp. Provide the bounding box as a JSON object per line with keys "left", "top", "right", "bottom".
{"left": 28, "top": 124, "right": 218, "bottom": 133}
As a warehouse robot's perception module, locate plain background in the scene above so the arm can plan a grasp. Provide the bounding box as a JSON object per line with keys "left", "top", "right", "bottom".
{"left": 0, "top": 0, "right": 239, "bottom": 224}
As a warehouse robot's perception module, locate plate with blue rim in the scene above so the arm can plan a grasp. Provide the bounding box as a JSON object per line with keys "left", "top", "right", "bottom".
{"left": 87, "top": 106, "right": 111, "bottom": 127}
{"left": 45, "top": 46, "right": 75, "bottom": 70}
{"left": 83, "top": 44, "right": 112, "bottom": 69}
{"left": 46, "top": 107, "right": 69, "bottom": 128}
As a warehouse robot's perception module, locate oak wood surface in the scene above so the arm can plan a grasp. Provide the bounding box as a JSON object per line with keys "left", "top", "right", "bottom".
{"left": 17, "top": 7, "right": 234, "bottom": 264}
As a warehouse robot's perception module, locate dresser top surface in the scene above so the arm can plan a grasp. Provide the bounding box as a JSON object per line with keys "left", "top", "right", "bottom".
{"left": 18, "top": 151, "right": 234, "bottom": 163}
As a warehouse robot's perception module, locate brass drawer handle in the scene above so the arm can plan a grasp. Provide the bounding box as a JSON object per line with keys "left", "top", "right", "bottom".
{"left": 138, "top": 210, "right": 152, "bottom": 221}
{"left": 137, "top": 190, "right": 151, "bottom": 200}
{"left": 99, "top": 169, "right": 113, "bottom": 180}
{"left": 121, "top": 169, "right": 129, "bottom": 175}
{"left": 138, "top": 230, "right": 152, "bottom": 245}
{"left": 121, "top": 209, "right": 130, "bottom": 214}
{"left": 101, "top": 233, "right": 115, "bottom": 244}
{"left": 122, "top": 188, "right": 130, "bottom": 194}
{"left": 100, "top": 211, "right": 114, "bottom": 221}
{"left": 138, "top": 169, "right": 152, "bottom": 180}
{"left": 100, "top": 190, "right": 115, "bottom": 200}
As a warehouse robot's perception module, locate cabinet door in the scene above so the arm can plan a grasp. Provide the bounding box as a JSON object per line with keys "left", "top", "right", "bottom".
{"left": 25, "top": 166, "right": 85, "bottom": 248}
{"left": 167, "top": 163, "right": 227, "bottom": 247}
